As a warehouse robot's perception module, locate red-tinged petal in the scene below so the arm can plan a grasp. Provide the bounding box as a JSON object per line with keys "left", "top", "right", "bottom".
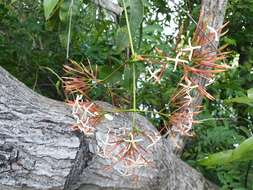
{"left": 197, "top": 86, "right": 215, "bottom": 100}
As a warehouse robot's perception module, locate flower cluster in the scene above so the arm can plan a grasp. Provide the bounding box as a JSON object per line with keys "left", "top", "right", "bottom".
{"left": 168, "top": 19, "right": 230, "bottom": 138}
{"left": 96, "top": 128, "right": 161, "bottom": 176}
{"left": 67, "top": 95, "right": 161, "bottom": 176}
{"left": 140, "top": 19, "right": 229, "bottom": 140}
{"left": 67, "top": 95, "right": 101, "bottom": 136}
{"left": 63, "top": 59, "right": 100, "bottom": 99}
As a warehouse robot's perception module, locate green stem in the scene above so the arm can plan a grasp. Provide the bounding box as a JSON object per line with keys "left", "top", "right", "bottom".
{"left": 132, "top": 61, "right": 137, "bottom": 128}
{"left": 39, "top": 66, "right": 63, "bottom": 82}
{"left": 66, "top": 0, "right": 74, "bottom": 59}
{"left": 122, "top": 0, "right": 137, "bottom": 129}
{"left": 132, "top": 62, "right": 136, "bottom": 111}
{"left": 122, "top": 0, "right": 135, "bottom": 55}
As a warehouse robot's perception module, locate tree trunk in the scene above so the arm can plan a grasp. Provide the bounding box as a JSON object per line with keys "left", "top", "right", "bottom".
{"left": 192, "top": 0, "right": 229, "bottom": 106}
{"left": 0, "top": 66, "right": 218, "bottom": 190}
{"left": 171, "top": 0, "right": 228, "bottom": 154}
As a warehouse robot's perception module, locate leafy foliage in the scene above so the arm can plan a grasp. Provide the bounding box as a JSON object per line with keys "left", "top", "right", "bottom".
{"left": 0, "top": 0, "right": 66, "bottom": 98}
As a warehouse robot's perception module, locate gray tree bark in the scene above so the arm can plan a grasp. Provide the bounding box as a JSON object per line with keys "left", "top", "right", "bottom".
{"left": 0, "top": 66, "right": 218, "bottom": 190}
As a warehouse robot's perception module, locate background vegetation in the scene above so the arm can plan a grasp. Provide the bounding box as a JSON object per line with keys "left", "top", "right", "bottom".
{"left": 0, "top": 0, "right": 252, "bottom": 189}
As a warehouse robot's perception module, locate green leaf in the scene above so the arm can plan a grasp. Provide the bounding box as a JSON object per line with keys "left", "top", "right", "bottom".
{"left": 45, "top": 15, "right": 58, "bottom": 31}
{"left": 225, "top": 97, "right": 253, "bottom": 106}
{"left": 247, "top": 88, "right": 253, "bottom": 99}
{"left": 129, "top": 0, "right": 144, "bottom": 36}
{"left": 141, "top": 0, "right": 149, "bottom": 6}
{"left": 198, "top": 150, "right": 233, "bottom": 167}
{"left": 59, "top": 2, "right": 69, "bottom": 22}
{"left": 198, "top": 136, "right": 253, "bottom": 167}
{"left": 114, "top": 27, "right": 129, "bottom": 52}
{"left": 143, "top": 24, "right": 163, "bottom": 33}
{"left": 231, "top": 136, "right": 253, "bottom": 161}
{"left": 44, "top": 0, "right": 60, "bottom": 20}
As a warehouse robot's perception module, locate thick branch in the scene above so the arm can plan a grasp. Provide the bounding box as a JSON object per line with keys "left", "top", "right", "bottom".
{"left": 0, "top": 67, "right": 80, "bottom": 189}
{"left": 0, "top": 66, "right": 217, "bottom": 189}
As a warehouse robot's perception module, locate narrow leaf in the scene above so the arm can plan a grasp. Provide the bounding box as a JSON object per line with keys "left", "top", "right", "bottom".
{"left": 198, "top": 150, "right": 233, "bottom": 167}
{"left": 44, "top": 0, "right": 60, "bottom": 20}
{"left": 198, "top": 136, "right": 253, "bottom": 167}
{"left": 225, "top": 97, "right": 253, "bottom": 106}
{"left": 129, "top": 0, "right": 144, "bottom": 36}
{"left": 114, "top": 27, "right": 129, "bottom": 52}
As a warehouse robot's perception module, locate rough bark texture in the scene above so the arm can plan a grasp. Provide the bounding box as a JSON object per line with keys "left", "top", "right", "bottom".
{"left": 172, "top": 0, "right": 228, "bottom": 155}
{"left": 0, "top": 66, "right": 218, "bottom": 190}
{"left": 193, "top": 0, "right": 229, "bottom": 106}
{"left": 0, "top": 67, "right": 80, "bottom": 190}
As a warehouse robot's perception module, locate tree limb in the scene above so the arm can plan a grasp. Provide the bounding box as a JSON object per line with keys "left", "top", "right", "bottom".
{"left": 0, "top": 66, "right": 218, "bottom": 189}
